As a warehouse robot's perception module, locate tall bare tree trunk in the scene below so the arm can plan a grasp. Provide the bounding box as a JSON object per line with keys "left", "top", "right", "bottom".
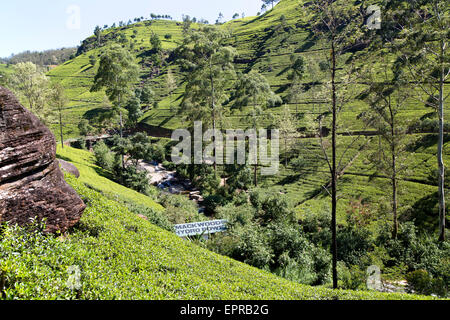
{"left": 210, "top": 59, "right": 217, "bottom": 175}
{"left": 389, "top": 102, "right": 398, "bottom": 239}
{"left": 392, "top": 156, "right": 398, "bottom": 239}
{"left": 331, "top": 41, "right": 338, "bottom": 289}
{"left": 59, "top": 110, "right": 64, "bottom": 149}
{"left": 438, "top": 52, "right": 446, "bottom": 242}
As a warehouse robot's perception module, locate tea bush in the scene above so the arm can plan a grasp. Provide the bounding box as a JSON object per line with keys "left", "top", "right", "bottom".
{"left": 0, "top": 174, "right": 438, "bottom": 300}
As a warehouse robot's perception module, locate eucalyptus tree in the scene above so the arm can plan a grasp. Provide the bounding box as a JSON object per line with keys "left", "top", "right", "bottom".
{"left": 91, "top": 44, "right": 140, "bottom": 138}
{"left": 233, "top": 70, "right": 282, "bottom": 186}
{"left": 9, "top": 62, "right": 50, "bottom": 122}
{"left": 177, "top": 25, "right": 237, "bottom": 173}
{"left": 276, "top": 105, "right": 300, "bottom": 167}
{"left": 94, "top": 26, "right": 102, "bottom": 47}
{"left": 91, "top": 44, "right": 139, "bottom": 167}
{"left": 49, "top": 83, "right": 69, "bottom": 149}
{"left": 166, "top": 68, "right": 177, "bottom": 112}
{"left": 125, "top": 95, "right": 142, "bottom": 128}
{"left": 306, "top": 0, "right": 368, "bottom": 289}
{"left": 359, "top": 54, "right": 414, "bottom": 239}
{"left": 388, "top": 0, "right": 449, "bottom": 241}
{"left": 286, "top": 55, "right": 306, "bottom": 117}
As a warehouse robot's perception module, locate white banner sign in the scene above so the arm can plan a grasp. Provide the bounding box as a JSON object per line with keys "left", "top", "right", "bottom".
{"left": 174, "top": 219, "right": 228, "bottom": 237}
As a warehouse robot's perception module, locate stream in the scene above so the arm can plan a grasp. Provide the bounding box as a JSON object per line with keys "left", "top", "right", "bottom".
{"left": 137, "top": 160, "right": 205, "bottom": 213}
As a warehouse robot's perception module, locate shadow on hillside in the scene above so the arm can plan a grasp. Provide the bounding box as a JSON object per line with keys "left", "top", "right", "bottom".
{"left": 57, "top": 155, "right": 74, "bottom": 163}
{"left": 83, "top": 107, "right": 111, "bottom": 120}
{"left": 405, "top": 191, "right": 450, "bottom": 234}
{"left": 277, "top": 174, "right": 302, "bottom": 185}
{"left": 82, "top": 65, "right": 94, "bottom": 73}
{"left": 70, "top": 218, "right": 105, "bottom": 238}
{"left": 406, "top": 134, "right": 450, "bottom": 152}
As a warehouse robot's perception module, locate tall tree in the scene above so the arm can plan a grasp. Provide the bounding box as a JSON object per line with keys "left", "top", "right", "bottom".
{"left": 177, "top": 25, "right": 237, "bottom": 173}
{"left": 150, "top": 32, "right": 162, "bottom": 52}
{"left": 233, "top": 70, "right": 282, "bottom": 186}
{"left": 286, "top": 55, "right": 306, "bottom": 117}
{"left": 389, "top": 0, "right": 449, "bottom": 241}
{"left": 94, "top": 26, "right": 102, "bottom": 47}
{"left": 166, "top": 68, "right": 177, "bottom": 112}
{"left": 359, "top": 55, "right": 413, "bottom": 239}
{"left": 49, "top": 83, "right": 69, "bottom": 149}
{"left": 9, "top": 62, "right": 50, "bottom": 122}
{"left": 125, "top": 95, "right": 142, "bottom": 128}
{"left": 306, "top": 0, "right": 367, "bottom": 289}
{"left": 90, "top": 44, "right": 139, "bottom": 167}
{"left": 276, "top": 105, "right": 299, "bottom": 167}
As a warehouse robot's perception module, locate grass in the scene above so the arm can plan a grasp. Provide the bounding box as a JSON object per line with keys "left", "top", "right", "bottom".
{"left": 0, "top": 170, "right": 438, "bottom": 300}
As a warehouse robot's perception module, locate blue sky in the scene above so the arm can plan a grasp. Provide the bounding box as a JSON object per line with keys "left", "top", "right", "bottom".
{"left": 0, "top": 0, "right": 263, "bottom": 58}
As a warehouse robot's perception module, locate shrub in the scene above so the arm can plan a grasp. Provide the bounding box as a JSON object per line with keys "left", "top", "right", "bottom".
{"left": 338, "top": 263, "right": 367, "bottom": 291}
{"left": 119, "top": 165, "right": 151, "bottom": 195}
{"left": 93, "top": 140, "right": 115, "bottom": 171}
{"left": 150, "top": 143, "right": 166, "bottom": 163}
{"left": 231, "top": 224, "right": 273, "bottom": 270}
{"left": 406, "top": 270, "right": 447, "bottom": 297}
{"left": 337, "top": 226, "right": 373, "bottom": 267}
{"left": 217, "top": 203, "right": 255, "bottom": 227}
{"left": 159, "top": 194, "right": 204, "bottom": 224}
{"left": 301, "top": 209, "right": 332, "bottom": 247}
{"left": 203, "top": 195, "right": 228, "bottom": 215}
{"left": 249, "top": 189, "right": 296, "bottom": 224}
{"left": 267, "top": 222, "right": 331, "bottom": 285}
{"left": 125, "top": 202, "right": 173, "bottom": 232}
{"left": 72, "top": 138, "right": 87, "bottom": 150}
{"left": 162, "top": 160, "right": 176, "bottom": 171}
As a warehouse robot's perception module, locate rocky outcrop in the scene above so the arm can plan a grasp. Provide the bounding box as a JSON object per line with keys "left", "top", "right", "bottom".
{"left": 58, "top": 159, "right": 80, "bottom": 178}
{"left": 0, "top": 86, "right": 85, "bottom": 233}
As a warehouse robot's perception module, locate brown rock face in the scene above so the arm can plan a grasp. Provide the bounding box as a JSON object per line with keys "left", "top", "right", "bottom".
{"left": 0, "top": 86, "right": 85, "bottom": 233}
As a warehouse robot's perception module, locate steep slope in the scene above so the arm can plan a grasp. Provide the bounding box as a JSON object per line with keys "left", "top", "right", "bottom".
{"left": 56, "top": 146, "right": 163, "bottom": 211}
{"left": 0, "top": 149, "right": 435, "bottom": 299}
{"left": 46, "top": 0, "right": 449, "bottom": 232}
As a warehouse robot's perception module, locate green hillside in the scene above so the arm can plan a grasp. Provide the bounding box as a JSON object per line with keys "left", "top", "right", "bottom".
{"left": 45, "top": 0, "right": 449, "bottom": 232}
{"left": 0, "top": 146, "right": 435, "bottom": 299}
{"left": 0, "top": 64, "right": 13, "bottom": 74}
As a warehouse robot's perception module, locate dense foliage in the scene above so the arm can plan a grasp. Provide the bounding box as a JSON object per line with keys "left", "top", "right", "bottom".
{"left": 0, "top": 174, "right": 437, "bottom": 300}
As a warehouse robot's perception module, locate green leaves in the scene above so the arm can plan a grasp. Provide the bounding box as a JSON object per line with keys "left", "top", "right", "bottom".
{"left": 91, "top": 44, "right": 139, "bottom": 107}
{"left": 177, "top": 25, "right": 237, "bottom": 127}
